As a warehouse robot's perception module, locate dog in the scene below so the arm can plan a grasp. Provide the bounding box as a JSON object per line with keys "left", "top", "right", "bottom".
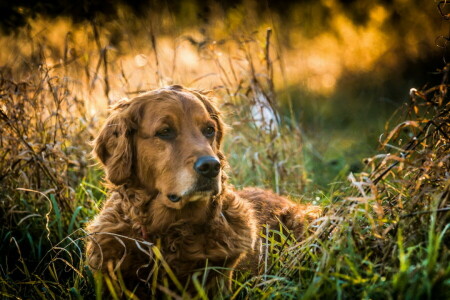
{"left": 86, "top": 85, "right": 320, "bottom": 297}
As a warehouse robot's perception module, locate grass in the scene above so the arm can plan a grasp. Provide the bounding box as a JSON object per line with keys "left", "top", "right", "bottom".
{"left": 1, "top": 7, "right": 449, "bottom": 299}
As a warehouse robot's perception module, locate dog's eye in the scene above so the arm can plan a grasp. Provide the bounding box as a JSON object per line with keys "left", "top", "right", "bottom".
{"left": 156, "top": 127, "right": 176, "bottom": 140}
{"left": 203, "top": 126, "right": 216, "bottom": 138}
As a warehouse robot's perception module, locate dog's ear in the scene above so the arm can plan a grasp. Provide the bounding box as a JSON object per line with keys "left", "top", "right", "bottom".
{"left": 93, "top": 110, "right": 132, "bottom": 185}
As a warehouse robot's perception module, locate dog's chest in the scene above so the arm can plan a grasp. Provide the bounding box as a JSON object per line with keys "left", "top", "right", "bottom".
{"left": 162, "top": 223, "right": 217, "bottom": 255}
{"left": 152, "top": 218, "right": 240, "bottom": 269}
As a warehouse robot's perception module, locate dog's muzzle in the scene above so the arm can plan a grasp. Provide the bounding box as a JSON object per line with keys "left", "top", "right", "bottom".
{"left": 167, "top": 156, "right": 221, "bottom": 204}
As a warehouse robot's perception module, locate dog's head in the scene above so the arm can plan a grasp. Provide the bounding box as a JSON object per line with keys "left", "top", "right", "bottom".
{"left": 94, "top": 85, "right": 226, "bottom": 209}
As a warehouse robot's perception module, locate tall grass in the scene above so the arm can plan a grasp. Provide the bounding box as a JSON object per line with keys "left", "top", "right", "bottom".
{"left": 0, "top": 7, "right": 449, "bottom": 299}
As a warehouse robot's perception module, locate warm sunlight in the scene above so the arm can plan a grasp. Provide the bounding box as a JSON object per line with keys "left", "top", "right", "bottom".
{"left": 1, "top": 1, "right": 448, "bottom": 299}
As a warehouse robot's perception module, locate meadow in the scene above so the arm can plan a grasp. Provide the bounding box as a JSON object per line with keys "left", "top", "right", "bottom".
{"left": 0, "top": 1, "right": 449, "bottom": 299}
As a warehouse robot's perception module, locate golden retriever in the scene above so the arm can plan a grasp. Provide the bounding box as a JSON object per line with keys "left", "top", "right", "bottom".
{"left": 86, "top": 85, "right": 320, "bottom": 297}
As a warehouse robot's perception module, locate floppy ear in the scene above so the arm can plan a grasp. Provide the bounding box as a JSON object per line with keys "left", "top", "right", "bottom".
{"left": 93, "top": 112, "right": 133, "bottom": 185}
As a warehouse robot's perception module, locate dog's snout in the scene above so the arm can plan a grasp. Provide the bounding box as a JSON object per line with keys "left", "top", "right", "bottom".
{"left": 194, "top": 156, "right": 220, "bottom": 178}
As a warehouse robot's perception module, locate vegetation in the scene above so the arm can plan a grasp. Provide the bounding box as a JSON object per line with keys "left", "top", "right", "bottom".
{"left": 1, "top": 1, "right": 449, "bottom": 299}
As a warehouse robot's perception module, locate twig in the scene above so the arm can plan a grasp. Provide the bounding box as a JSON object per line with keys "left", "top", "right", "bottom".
{"left": 401, "top": 207, "right": 450, "bottom": 218}
{"left": 91, "top": 21, "right": 111, "bottom": 104}
{"left": 372, "top": 106, "right": 450, "bottom": 185}
{"left": 0, "top": 108, "right": 60, "bottom": 188}
{"left": 149, "top": 21, "right": 162, "bottom": 86}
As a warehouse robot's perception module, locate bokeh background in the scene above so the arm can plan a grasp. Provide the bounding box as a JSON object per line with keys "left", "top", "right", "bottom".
{"left": 0, "top": 0, "right": 446, "bottom": 189}
{"left": 1, "top": 1, "right": 449, "bottom": 298}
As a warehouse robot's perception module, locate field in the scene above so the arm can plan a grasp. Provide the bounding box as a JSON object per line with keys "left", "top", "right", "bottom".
{"left": 0, "top": 1, "right": 449, "bottom": 299}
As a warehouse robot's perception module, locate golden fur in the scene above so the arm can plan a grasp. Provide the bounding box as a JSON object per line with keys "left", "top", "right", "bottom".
{"left": 86, "top": 85, "right": 320, "bottom": 296}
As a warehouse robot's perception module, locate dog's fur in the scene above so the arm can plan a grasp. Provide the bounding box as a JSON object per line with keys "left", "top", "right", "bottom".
{"left": 86, "top": 85, "right": 320, "bottom": 296}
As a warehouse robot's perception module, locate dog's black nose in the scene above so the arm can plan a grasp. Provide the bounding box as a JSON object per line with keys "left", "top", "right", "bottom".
{"left": 194, "top": 156, "right": 220, "bottom": 178}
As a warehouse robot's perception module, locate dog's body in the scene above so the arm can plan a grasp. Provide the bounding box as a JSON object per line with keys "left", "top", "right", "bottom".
{"left": 86, "top": 86, "right": 320, "bottom": 296}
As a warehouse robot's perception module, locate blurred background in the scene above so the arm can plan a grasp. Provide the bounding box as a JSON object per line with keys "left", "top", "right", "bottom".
{"left": 1, "top": 2, "right": 449, "bottom": 297}
{"left": 0, "top": 0, "right": 446, "bottom": 191}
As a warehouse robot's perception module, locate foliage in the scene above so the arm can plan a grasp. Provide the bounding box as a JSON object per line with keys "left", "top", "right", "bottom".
{"left": 0, "top": 4, "right": 449, "bottom": 299}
